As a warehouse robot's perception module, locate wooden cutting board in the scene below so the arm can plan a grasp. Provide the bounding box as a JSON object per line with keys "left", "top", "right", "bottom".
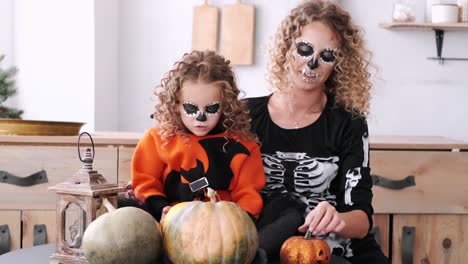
{"left": 192, "top": 1, "right": 219, "bottom": 51}
{"left": 220, "top": 0, "right": 255, "bottom": 65}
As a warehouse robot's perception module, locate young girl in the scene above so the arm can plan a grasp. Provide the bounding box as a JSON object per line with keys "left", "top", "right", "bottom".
{"left": 131, "top": 50, "right": 265, "bottom": 223}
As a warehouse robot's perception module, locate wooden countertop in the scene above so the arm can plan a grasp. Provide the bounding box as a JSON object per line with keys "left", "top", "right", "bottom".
{"left": 369, "top": 135, "right": 468, "bottom": 150}
{"left": 0, "top": 132, "right": 467, "bottom": 150}
{"left": 0, "top": 131, "right": 143, "bottom": 146}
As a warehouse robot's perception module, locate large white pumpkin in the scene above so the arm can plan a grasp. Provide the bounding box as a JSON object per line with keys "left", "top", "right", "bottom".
{"left": 82, "top": 199, "right": 162, "bottom": 264}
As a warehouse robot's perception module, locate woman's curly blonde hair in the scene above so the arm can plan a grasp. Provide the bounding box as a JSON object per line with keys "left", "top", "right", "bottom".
{"left": 267, "top": 0, "right": 372, "bottom": 117}
{"left": 154, "top": 50, "right": 256, "bottom": 144}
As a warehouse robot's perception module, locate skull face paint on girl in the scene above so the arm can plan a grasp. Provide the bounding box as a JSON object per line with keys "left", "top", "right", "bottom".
{"left": 179, "top": 81, "right": 223, "bottom": 136}
{"left": 182, "top": 101, "right": 220, "bottom": 121}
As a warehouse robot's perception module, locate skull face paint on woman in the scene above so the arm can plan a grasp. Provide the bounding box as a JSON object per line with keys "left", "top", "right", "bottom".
{"left": 290, "top": 21, "right": 340, "bottom": 91}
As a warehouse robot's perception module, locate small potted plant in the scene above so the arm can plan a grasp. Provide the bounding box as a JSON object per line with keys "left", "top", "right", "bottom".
{"left": 0, "top": 54, "right": 23, "bottom": 119}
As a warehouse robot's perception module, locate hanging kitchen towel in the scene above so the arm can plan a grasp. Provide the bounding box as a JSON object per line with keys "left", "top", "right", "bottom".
{"left": 220, "top": 0, "right": 255, "bottom": 65}
{"left": 192, "top": 0, "right": 219, "bottom": 51}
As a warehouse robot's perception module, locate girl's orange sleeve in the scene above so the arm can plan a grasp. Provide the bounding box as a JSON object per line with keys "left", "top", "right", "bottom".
{"left": 229, "top": 142, "right": 266, "bottom": 218}
{"left": 131, "top": 129, "right": 166, "bottom": 201}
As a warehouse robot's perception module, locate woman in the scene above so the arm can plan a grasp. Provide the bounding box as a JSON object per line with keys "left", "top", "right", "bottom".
{"left": 248, "top": 1, "right": 389, "bottom": 263}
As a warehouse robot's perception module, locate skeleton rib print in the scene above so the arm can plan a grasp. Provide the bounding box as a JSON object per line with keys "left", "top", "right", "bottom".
{"left": 261, "top": 151, "right": 355, "bottom": 257}
{"left": 262, "top": 151, "right": 339, "bottom": 214}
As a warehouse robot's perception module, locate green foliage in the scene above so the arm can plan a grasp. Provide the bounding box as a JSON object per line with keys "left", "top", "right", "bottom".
{"left": 0, "top": 54, "right": 23, "bottom": 119}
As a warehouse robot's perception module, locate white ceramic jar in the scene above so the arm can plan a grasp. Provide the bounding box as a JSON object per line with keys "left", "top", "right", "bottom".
{"left": 426, "top": 0, "right": 442, "bottom": 22}
{"left": 432, "top": 3, "right": 459, "bottom": 23}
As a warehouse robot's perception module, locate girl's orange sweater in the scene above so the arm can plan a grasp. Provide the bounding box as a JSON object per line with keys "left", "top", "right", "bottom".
{"left": 132, "top": 128, "right": 265, "bottom": 218}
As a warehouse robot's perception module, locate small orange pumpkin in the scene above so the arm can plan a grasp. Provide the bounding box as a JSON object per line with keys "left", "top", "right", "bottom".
{"left": 280, "top": 230, "right": 331, "bottom": 264}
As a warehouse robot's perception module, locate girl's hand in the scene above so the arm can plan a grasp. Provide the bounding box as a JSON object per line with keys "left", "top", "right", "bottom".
{"left": 298, "top": 201, "right": 346, "bottom": 235}
{"left": 160, "top": 206, "right": 172, "bottom": 224}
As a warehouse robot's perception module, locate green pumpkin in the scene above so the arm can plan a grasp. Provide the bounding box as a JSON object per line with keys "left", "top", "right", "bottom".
{"left": 162, "top": 188, "right": 258, "bottom": 264}
{"left": 82, "top": 199, "right": 162, "bottom": 264}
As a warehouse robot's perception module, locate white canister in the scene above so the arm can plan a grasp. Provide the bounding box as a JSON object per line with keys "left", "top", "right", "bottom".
{"left": 426, "top": 0, "right": 441, "bottom": 22}
{"left": 432, "top": 3, "right": 459, "bottom": 23}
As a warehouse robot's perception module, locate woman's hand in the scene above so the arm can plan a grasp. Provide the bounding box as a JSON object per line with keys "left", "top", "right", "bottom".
{"left": 160, "top": 205, "right": 172, "bottom": 224}
{"left": 298, "top": 201, "right": 346, "bottom": 235}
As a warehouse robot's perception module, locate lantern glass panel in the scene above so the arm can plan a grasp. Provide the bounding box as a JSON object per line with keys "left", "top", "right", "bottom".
{"left": 95, "top": 197, "right": 108, "bottom": 218}
{"left": 64, "top": 202, "right": 86, "bottom": 248}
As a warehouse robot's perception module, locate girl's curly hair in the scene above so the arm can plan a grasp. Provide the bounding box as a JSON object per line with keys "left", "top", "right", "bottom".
{"left": 153, "top": 50, "right": 256, "bottom": 144}
{"left": 267, "top": 0, "right": 372, "bottom": 117}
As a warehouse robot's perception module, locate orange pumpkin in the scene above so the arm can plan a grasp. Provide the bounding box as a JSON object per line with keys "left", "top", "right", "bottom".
{"left": 280, "top": 230, "right": 331, "bottom": 264}
{"left": 162, "top": 188, "right": 258, "bottom": 264}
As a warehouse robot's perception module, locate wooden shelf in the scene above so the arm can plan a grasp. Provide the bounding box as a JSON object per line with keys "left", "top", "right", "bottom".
{"left": 379, "top": 22, "right": 468, "bottom": 63}
{"left": 379, "top": 22, "right": 468, "bottom": 31}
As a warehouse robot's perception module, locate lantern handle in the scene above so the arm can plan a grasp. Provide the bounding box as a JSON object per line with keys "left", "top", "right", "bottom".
{"left": 77, "top": 132, "right": 95, "bottom": 162}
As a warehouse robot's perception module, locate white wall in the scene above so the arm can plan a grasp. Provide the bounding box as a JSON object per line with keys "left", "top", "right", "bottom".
{"left": 0, "top": 0, "right": 13, "bottom": 64}
{"left": 95, "top": 0, "right": 119, "bottom": 131}
{"left": 118, "top": 0, "right": 301, "bottom": 132}
{"left": 0, "top": 0, "right": 16, "bottom": 107}
{"left": 341, "top": 0, "right": 468, "bottom": 141}
{"left": 10, "top": 0, "right": 119, "bottom": 132}
{"left": 118, "top": 0, "right": 468, "bottom": 141}
{"left": 4, "top": 0, "right": 468, "bottom": 141}
{"left": 13, "top": 0, "right": 95, "bottom": 131}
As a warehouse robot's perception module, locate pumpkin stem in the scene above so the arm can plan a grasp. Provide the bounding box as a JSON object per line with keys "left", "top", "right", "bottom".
{"left": 304, "top": 230, "right": 313, "bottom": 240}
{"left": 207, "top": 187, "right": 217, "bottom": 203}
{"left": 102, "top": 198, "right": 116, "bottom": 212}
